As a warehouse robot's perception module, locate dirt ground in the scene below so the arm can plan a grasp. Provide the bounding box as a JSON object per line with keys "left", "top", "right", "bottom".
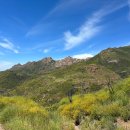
{"left": 116, "top": 118, "right": 130, "bottom": 130}
{"left": 0, "top": 124, "right": 4, "bottom": 130}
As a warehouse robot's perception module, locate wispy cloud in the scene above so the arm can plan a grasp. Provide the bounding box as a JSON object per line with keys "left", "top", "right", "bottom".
{"left": 128, "top": 0, "right": 130, "bottom": 19}
{"left": 45, "top": 0, "right": 88, "bottom": 19}
{"left": 123, "top": 41, "right": 130, "bottom": 46}
{"left": 128, "top": 0, "right": 130, "bottom": 6}
{"left": 0, "top": 38, "right": 19, "bottom": 53}
{"left": 43, "top": 48, "right": 50, "bottom": 53}
{"left": 64, "top": 18, "right": 101, "bottom": 50}
{"left": 0, "top": 61, "right": 14, "bottom": 71}
{"left": 126, "top": 42, "right": 130, "bottom": 46}
{"left": 28, "top": 38, "right": 63, "bottom": 53}
{"left": 43, "top": 49, "right": 49, "bottom": 53}
{"left": 64, "top": 2, "right": 127, "bottom": 50}
{"left": 26, "top": 0, "right": 88, "bottom": 37}
{"left": 10, "top": 16, "right": 28, "bottom": 32}
{"left": 72, "top": 53, "right": 93, "bottom": 59}
{"left": 26, "top": 23, "right": 47, "bottom": 37}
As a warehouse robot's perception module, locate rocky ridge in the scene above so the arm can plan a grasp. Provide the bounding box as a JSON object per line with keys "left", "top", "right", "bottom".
{"left": 11, "top": 56, "right": 91, "bottom": 71}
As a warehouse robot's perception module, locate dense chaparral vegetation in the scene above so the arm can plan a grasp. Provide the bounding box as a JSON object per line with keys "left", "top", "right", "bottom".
{"left": 0, "top": 45, "right": 130, "bottom": 130}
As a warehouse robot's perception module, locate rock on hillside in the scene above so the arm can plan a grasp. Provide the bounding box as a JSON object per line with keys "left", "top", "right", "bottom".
{"left": 55, "top": 56, "right": 81, "bottom": 67}
{"left": 11, "top": 56, "right": 91, "bottom": 73}
{"left": 88, "top": 45, "right": 130, "bottom": 77}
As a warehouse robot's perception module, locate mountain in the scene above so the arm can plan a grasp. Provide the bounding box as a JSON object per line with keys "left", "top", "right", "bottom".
{"left": 0, "top": 56, "right": 91, "bottom": 98}
{"left": 0, "top": 64, "right": 119, "bottom": 106}
{"left": 6, "top": 63, "right": 120, "bottom": 106}
{"left": 55, "top": 56, "right": 90, "bottom": 67}
{"left": 88, "top": 46, "right": 130, "bottom": 77}
{"left": 11, "top": 57, "right": 55, "bottom": 74}
{"left": 0, "top": 45, "right": 130, "bottom": 105}
{"left": 11, "top": 56, "right": 87, "bottom": 74}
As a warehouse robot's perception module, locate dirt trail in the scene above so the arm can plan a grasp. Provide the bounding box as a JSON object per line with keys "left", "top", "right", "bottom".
{"left": 0, "top": 124, "right": 4, "bottom": 130}
{"left": 74, "top": 125, "right": 80, "bottom": 130}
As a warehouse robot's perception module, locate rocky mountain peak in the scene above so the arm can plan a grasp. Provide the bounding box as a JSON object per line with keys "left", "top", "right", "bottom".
{"left": 11, "top": 56, "right": 91, "bottom": 71}
{"left": 64, "top": 56, "right": 73, "bottom": 60}
{"left": 55, "top": 56, "right": 78, "bottom": 68}
{"left": 41, "top": 57, "right": 54, "bottom": 63}
{"left": 11, "top": 63, "right": 22, "bottom": 70}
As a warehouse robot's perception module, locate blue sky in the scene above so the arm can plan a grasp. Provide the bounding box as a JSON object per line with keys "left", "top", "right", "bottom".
{"left": 0, "top": 0, "right": 130, "bottom": 70}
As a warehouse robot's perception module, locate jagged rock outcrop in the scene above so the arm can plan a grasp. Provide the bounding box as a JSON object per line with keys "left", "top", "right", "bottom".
{"left": 88, "top": 45, "right": 130, "bottom": 77}
{"left": 11, "top": 56, "right": 91, "bottom": 72}
{"left": 55, "top": 56, "right": 79, "bottom": 67}
{"left": 40, "top": 57, "right": 54, "bottom": 63}
{"left": 11, "top": 63, "right": 22, "bottom": 70}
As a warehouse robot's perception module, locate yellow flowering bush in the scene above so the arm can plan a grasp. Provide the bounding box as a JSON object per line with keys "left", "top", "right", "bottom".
{"left": 0, "top": 96, "right": 48, "bottom": 117}
{"left": 59, "top": 77, "right": 130, "bottom": 121}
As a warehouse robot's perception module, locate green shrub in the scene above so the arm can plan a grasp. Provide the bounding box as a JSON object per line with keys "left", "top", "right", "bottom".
{"left": 80, "top": 117, "right": 117, "bottom": 130}
{"left": 0, "top": 105, "right": 18, "bottom": 123}
{"left": 59, "top": 77, "right": 130, "bottom": 123}
{"left": 0, "top": 96, "right": 74, "bottom": 130}
{"left": 120, "top": 107, "right": 130, "bottom": 122}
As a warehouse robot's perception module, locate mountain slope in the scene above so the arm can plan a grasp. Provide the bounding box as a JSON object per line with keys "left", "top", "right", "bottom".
{"left": 8, "top": 63, "right": 120, "bottom": 105}
{"left": 88, "top": 46, "right": 130, "bottom": 77}
{"left": 1, "top": 46, "right": 130, "bottom": 105}
{"left": 0, "top": 57, "right": 82, "bottom": 94}
{"left": 59, "top": 76, "right": 130, "bottom": 129}
{"left": 11, "top": 57, "right": 56, "bottom": 74}
{"left": 0, "top": 70, "right": 29, "bottom": 92}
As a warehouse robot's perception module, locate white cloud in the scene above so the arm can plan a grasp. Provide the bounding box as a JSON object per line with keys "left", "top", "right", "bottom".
{"left": 0, "top": 38, "right": 19, "bottom": 53}
{"left": 64, "top": 2, "right": 127, "bottom": 50}
{"left": 124, "top": 41, "right": 130, "bottom": 46}
{"left": 72, "top": 53, "right": 93, "bottom": 59}
{"left": 0, "top": 61, "right": 14, "bottom": 71}
{"left": 64, "top": 18, "right": 101, "bottom": 50}
{"left": 43, "top": 48, "right": 50, "bottom": 53}
{"left": 127, "top": 42, "right": 130, "bottom": 45}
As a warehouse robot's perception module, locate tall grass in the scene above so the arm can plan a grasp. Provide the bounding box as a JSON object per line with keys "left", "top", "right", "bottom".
{"left": 1, "top": 77, "right": 130, "bottom": 130}
{"left": 0, "top": 96, "right": 74, "bottom": 130}
{"left": 59, "top": 77, "right": 130, "bottom": 129}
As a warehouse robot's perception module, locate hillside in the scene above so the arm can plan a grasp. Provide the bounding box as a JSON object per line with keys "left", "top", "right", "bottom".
{"left": 0, "top": 0, "right": 129, "bottom": 129}
{"left": 0, "top": 45, "right": 130, "bottom": 130}
{"left": 1, "top": 77, "right": 130, "bottom": 130}
{"left": 0, "top": 70, "right": 30, "bottom": 92}
{"left": 59, "top": 76, "right": 130, "bottom": 129}
{"left": 0, "top": 57, "right": 83, "bottom": 94}
{"left": 0, "top": 46, "right": 130, "bottom": 105}
{"left": 9, "top": 63, "right": 120, "bottom": 105}
{"left": 0, "top": 96, "right": 72, "bottom": 130}
{"left": 88, "top": 46, "right": 130, "bottom": 77}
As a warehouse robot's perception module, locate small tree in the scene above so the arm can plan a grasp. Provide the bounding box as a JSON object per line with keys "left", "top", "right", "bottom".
{"left": 80, "top": 68, "right": 88, "bottom": 95}
{"left": 80, "top": 82, "right": 89, "bottom": 94}
{"left": 105, "top": 76, "right": 114, "bottom": 94}
{"left": 67, "top": 85, "right": 76, "bottom": 103}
